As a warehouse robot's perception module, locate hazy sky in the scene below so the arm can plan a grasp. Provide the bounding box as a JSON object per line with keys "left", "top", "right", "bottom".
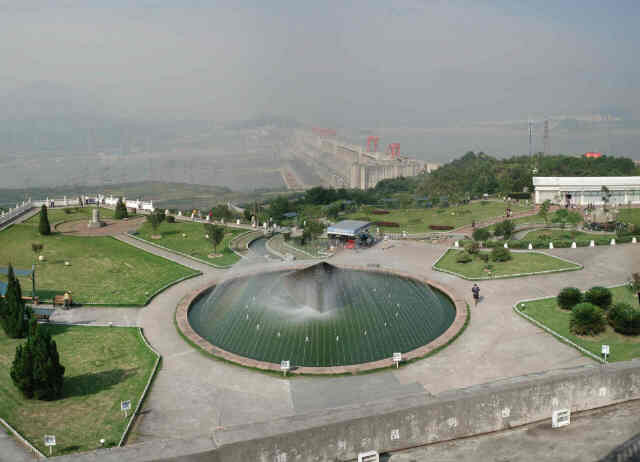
{"left": 1, "top": 0, "right": 639, "bottom": 126}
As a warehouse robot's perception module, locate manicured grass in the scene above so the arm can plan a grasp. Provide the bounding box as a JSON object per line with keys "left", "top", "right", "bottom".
{"left": 135, "top": 221, "right": 244, "bottom": 267}
{"left": 45, "top": 206, "right": 115, "bottom": 225}
{"left": 618, "top": 208, "right": 640, "bottom": 227}
{"left": 521, "top": 229, "right": 615, "bottom": 241}
{"left": 435, "top": 249, "right": 581, "bottom": 279}
{"left": 487, "top": 214, "right": 546, "bottom": 231}
{"left": 518, "top": 286, "right": 640, "bottom": 362}
{"left": 0, "top": 325, "right": 156, "bottom": 455}
{"left": 344, "top": 200, "right": 534, "bottom": 233}
{"left": 0, "top": 209, "right": 199, "bottom": 305}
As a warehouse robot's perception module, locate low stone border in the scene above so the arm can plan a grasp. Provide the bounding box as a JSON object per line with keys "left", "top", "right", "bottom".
{"left": 175, "top": 263, "right": 468, "bottom": 375}
{"left": 432, "top": 248, "right": 583, "bottom": 281}
{"left": 0, "top": 417, "right": 45, "bottom": 459}
{"left": 126, "top": 232, "right": 237, "bottom": 269}
{"left": 119, "top": 328, "right": 161, "bottom": 447}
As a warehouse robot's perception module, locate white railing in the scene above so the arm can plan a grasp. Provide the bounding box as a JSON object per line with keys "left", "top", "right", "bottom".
{"left": 0, "top": 200, "right": 33, "bottom": 227}
{"left": 33, "top": 194, "right": 155, "bottom": 212}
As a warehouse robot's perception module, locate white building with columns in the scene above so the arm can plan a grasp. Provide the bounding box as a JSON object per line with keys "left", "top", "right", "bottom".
{"left": 533, "top": 177, "right": 640, "bottom": 206}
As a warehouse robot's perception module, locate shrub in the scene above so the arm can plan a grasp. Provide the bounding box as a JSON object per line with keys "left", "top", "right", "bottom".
{"left": 38, "top": 205, "right": 51, "bottom": 236}
{"left": 429, "top": 225, "right": 454, "bottom": 230}
{"left": 478, "top": 252, "right": 489, "bottom": 262}
{"left": 553, "top": 239, "right": 572, "bottom": 248}
{"left": 10, "top": 321, "right": 65, "bottom": 400}
{"left": 608, "top": 302, "right": 640, "bottom": 335}
{"left": 0, "top": 264, "right": 29, "bottom": 338}
{"left": 507, "top": 240, "right": 528, "bottom": 249}
{"left": 557, "top": 287, "right": 583, "bottom": 310}
{"left": 166, "top": 215, "right": 175, "bottom": 223}
{"left": 464, "top": 242, "right": 480, "bottom": 254}
{"left": 472, "top": 227, "right": 490, "bottom": 242}
{"left": 584, "top": 286, "right": 613, "bottom": 310}
{"left": 455, "top": 251, "right": 472, "bottom": 263}
{"left": 485, "top": 240, "right": 500, "bottom": 248}
{"left": 490, "top": 247, "right": 512, "bottom": 262}
{"left": 570, "top": 303, "right": 606, "bottom": 335}
{"left": 370, "top": 210, "right": 390, "bottom": 215}
{"left": 374, "top": 221, "right": 400, "bottom": 228}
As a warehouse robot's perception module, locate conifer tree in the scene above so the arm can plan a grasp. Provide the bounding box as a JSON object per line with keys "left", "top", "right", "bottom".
{"left": 0, "top": 264, "right": 28, "bottom": 338}
{"left": 38, "top": 205, "right": 51, "bottom": 235}
{"left": 10, "top": 320, "right": 65, "bottom": 400}
{"left": 114, "top": 197, "right": 128, "bottom": 219}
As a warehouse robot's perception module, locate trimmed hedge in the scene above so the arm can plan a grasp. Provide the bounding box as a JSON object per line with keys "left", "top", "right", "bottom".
{"left": 570, "top": 302, "right": 606, "bottom": 336}
{"left": 456, "top": 251, "right": 473, "bottom": 263}
{"left": 557, "top": 287, "right": 583, "bottom": 310}
{"left": 429, "top": 225, "right": 455, "bottom": 230}
{"left": 374, "top": 221, "right": 400, "bottom": 227}
{"left": 584, "top": 286, "right": 613, "bottom": 310}
{"left": 608, "top": 302, "right": 640, "bottom": 335}
{"left": 490, "top": 247, "right": 512, "bottom": 262}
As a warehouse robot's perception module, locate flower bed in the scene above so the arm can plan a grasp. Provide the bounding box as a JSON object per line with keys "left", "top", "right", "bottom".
{"left": 429, "top": 225, "right": 455, "bottom": 230}
{"left": 374, "top": 221, "right": 400, "bottom": 227}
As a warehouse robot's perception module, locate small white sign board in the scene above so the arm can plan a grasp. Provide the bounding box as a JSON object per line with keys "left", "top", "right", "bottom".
{"left": 552, "top": 409, "right": 571, "bottom": 428}
{"left": 358, "top": 450, "right": 379, "bottom": 462}
{"left": 280, "top": 360, "right": 290, "bottom": 376}
{"left": 393, "top": 352, "right": 402, "bottom": 368}
{"left": 601, "top": 345, "right": 610, "bottom": 355}
{"left": 44, "top": 435, "right": 56, "bottom": 455}
{"left": 44, "top": 435, "right": 56, "bottom": 446}
{"left": 121, "top": 399, "right": 132, "bottom": 417}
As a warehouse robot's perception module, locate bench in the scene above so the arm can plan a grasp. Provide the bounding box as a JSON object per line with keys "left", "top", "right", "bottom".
{"left": 53, "top": 295, "right": 66, "bottom": 307}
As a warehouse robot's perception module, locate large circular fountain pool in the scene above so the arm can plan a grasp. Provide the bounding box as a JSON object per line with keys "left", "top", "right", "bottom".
{"left": 187, "top": 263, "right": 458, "bottom": 369}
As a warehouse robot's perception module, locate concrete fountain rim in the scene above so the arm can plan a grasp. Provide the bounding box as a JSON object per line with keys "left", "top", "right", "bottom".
{"left": 175, "top": 262, "right": 468, "bottom": 375}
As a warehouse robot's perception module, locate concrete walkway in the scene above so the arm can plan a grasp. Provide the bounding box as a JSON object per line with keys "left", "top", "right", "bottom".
{"left": 0, "top": 431, "right": 37, "bottom": 461}
{"left": 4, "top": 221, "right": 639, "bottom": 458}
{"left": 123, "top": 234, "right": 639, "bottom": 444}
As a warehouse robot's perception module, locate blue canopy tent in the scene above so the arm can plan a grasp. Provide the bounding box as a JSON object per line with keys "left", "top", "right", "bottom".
{"left": 0, "top": 265, "right": 35, "bottom": 298}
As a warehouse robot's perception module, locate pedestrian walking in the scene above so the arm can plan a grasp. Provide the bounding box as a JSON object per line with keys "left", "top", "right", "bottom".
{"left": 472, "top": 284, "right": 480, "bottom": 306}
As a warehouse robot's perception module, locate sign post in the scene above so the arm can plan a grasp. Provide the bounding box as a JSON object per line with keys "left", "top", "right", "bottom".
{"left": 121, "top": 399, "right": 132, "bottom": 419}
{"left": 601, "top": 345, "right": 610, "bottom": 363}
{"left": 393, "top": 352, "right": 402, "bottom": 369}
{"left": 280, "top": 360, "right": 290, "bottom": 377}
{"left": 44, "top": 435, "right": 56, "bottom": 456}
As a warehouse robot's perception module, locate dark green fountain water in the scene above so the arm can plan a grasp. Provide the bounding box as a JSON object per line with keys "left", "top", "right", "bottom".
{"left": 188, "top": 263, "right": 456, "bottom": 367}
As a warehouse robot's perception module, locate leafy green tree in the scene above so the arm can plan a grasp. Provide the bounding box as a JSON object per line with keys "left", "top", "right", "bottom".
{"left": 0, "top": 264, "right": 28, "bottom": 338}
{"left": 601, "top": 186, "right": 611, "bottom": 212}
{"left": 210, "top": 204, "right": 233, "bottom": 220}
{"left": 10, "top": 321, "right": 65, "bottom": 400}
{"left": 493, "top": 220, "right": 515, "bottom": 239}
{"left": 538, "top": 200, "right": 551, "bottom": 224}
{"left": 114, "top": 197, "right": 128, "bottom": 219}
{"left": 204, "top": 224, "right": 225, "bottom": 253}
{"left": 31, "top": 243, "right": 43, "bottom": 264}
{"left": 584, "top": 286, "right": 613, "bottom": 310}
{"left": 472, "top": 227, "right": 490, "bottom": 243}
{"left": 570, "top": 303, "right": 606, "bottom": 336}
{"left": 38, "top": 205, "right": 51, "bottom": 236}
{"left": 551, "top": 209, "right": 583, "bottom": 229}
{"left": 557, "top": 287, "right": 583, "bottom": 310}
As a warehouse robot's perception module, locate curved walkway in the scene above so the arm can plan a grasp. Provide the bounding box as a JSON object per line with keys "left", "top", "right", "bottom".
{"left": 119, "top": 233, "right": 639, "bottom": 444}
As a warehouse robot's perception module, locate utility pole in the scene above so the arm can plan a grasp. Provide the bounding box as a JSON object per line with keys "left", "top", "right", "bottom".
{"left": 528, "top": 119, "right": 534, "bottom": 156}
{"left": 543, "top": 120, "right": 550, "bottom": 156}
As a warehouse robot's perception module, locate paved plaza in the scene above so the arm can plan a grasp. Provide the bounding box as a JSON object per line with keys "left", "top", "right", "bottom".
{"left": 2, "top": 223, "right": 639, "bottom": 458}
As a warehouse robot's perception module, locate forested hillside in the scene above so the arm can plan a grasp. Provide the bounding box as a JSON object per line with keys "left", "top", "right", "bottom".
{"left": 417, "top": 152, "right": 639, "bottom": 200}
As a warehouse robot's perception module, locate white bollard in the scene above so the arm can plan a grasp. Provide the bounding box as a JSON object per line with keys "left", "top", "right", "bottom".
{"left": 503, "top": 242, "right": 509, "bottom": 249}
{"left": 633, "top": 237, "right": 637, "bottom": 244}
{"left": 549, "top": 242, "right": 554, "bottom": 249}
{"left": 206, "top": 215, "right": 210, "bottom": 221}
{"left": 236, "top": 219, "right": 240, "bottom": 225}
{"left": 571, "top": 242, "right": 576, "bottom": 249}
{"left": 454, "top": 241, "right": 459, "bottom": 248}
{"left": 610, "top": 238, "right": 616, "bottom": 246}
{"left": 590, "top": 240, "right": 595, "bottom": 247}
{"left": 528, "top": 243, "right": 533, "bottom": 250}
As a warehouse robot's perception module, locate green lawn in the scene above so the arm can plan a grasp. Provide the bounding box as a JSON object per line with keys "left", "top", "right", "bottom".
{"left": 521, "top": 229, "right": 615, "bottom": 241}
{"left": 0, "top": 325, "right": 157, "bottom": 455}
{"left": 344, "top": 200, "right": 534, "bottom": 233}
{"left": 618, "top": 208, "right": 640, "bottom": 227}
{"left": 435, "top": 249, "right": 581, "bottom": 279}
{"left": 135, "top": 221, "right": 245, "bottom": 267}
{"left": 44, "top": 206, "right": 116, "bottom": 224}
{"left": 518, "top": 286, "right": 640, "bottom": 362}
{"left": 0, "top": 209, "right": 199, "bottom": 305}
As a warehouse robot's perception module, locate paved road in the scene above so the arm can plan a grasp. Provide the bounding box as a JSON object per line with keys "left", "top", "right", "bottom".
{"left": 0, "top": 430, "right": 37, "bottom": 461}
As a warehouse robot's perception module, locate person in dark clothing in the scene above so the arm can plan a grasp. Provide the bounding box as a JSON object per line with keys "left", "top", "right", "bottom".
{"left": 472, "top": 284, "right": 480, "bottom": 306}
